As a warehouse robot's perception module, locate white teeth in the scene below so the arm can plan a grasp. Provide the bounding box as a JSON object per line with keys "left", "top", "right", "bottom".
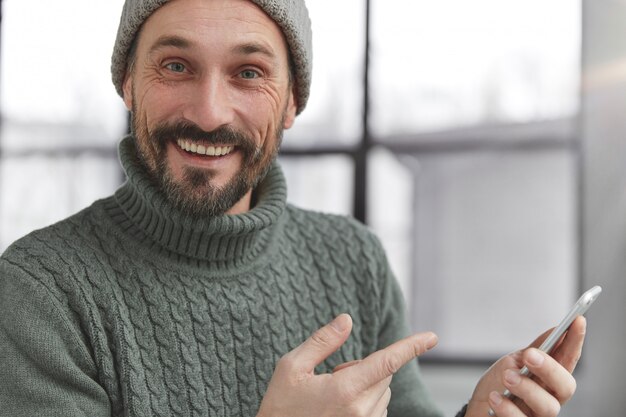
{"left": 176, "top": 140, "right": 234, "bottom": 157}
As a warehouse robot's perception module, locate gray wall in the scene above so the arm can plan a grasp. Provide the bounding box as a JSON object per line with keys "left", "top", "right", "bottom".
{"left": 422, "top": 2, "right": 626, "bottom": 415}
{"left": 569, "top": 0, "right": 626, "bottom": 415}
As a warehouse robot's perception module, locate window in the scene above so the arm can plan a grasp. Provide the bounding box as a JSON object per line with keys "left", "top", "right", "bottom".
{"left": 283, "top": 0, "right": 582, "bottom": 360}
{"left": 0, "top": 0, "right": 127, "bottom": 248}
{"left": 0, "top": 0, "right": 581, "bottom": 361}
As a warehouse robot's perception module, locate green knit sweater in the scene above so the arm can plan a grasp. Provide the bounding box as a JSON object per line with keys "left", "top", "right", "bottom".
{"left": 0, "top": 137, "right": 443, "bottom": 417}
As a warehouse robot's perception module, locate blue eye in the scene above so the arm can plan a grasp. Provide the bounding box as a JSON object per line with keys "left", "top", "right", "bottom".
{"left": 166, "top": 62, "right": 186, "bottom": 73}
{"left": 240, "top": 69, "right": 259, "bottom": 79}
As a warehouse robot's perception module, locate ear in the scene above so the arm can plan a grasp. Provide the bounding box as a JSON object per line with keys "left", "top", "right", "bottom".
{"left": 282, "top": 86, "right": 298, "bottom": 129}
{"left": 122, "top": 71, "right": 133, "bottom": 111}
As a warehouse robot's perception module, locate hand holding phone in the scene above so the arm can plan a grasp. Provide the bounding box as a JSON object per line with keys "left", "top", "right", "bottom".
{"left": 487, "top": 285, "right": 602, "bottom": 416}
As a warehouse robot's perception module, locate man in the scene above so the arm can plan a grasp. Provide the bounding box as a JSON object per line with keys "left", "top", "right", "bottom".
{"left": 0, "top": 0, "right": 585, "bottom": 416}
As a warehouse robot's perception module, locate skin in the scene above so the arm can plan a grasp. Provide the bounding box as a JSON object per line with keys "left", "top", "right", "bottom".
{"left": 257, "top": 314, "right": 585, "bottom": 417}
{"left": 122, "top": 1, "right": 586, "bottom": 415}
{"left": 257, "top": 314, "right": 439, "bottom": 417}
{"left": 468, "top": 316, "right": 586, "bottom": 417}
{"left": 122, "top": 0, "right": 296, "bottom": 216}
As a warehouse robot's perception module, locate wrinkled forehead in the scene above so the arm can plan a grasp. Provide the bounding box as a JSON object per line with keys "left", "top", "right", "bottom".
{"left": 138, "top": 0, "right": 289, "bottom": 54}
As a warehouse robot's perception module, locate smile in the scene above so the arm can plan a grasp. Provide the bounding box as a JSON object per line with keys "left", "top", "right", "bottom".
{"left": 176, "top": 139, "right": 235, "bottom": 157}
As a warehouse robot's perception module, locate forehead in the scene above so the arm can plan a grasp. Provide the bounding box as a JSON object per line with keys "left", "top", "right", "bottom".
{"left": 138, "top": 0, "right": 288, "bottom": 57}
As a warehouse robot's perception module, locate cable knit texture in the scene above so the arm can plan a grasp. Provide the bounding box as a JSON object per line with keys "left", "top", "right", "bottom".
{"left": 0, "top": 136, "right": 443, "bottom": 417}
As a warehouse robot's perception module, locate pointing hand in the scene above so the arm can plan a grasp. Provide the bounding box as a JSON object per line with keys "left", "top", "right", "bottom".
{"left": 257, "top": 314, "right": 438, "bottom": 417}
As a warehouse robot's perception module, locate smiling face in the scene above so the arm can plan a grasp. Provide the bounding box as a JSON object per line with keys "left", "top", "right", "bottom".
{"left": 122, "top": 0, "right": 297, "bottom": 217}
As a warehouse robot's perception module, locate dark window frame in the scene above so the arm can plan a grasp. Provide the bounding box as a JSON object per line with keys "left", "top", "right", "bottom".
{"left": 0, "top": 0, "right": 583, "bottom": 365}
{"left": 280, "top": 0, "right": 584, "bottom": 365}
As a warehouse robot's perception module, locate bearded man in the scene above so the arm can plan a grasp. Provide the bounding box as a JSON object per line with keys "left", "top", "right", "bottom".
{"left": 0, "top": 0, "right": 586, "bottom": 416}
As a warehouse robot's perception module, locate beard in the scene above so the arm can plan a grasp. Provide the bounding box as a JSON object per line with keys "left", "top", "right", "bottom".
{"left": 131, "top": 113, "right": 284, "bottom": 218}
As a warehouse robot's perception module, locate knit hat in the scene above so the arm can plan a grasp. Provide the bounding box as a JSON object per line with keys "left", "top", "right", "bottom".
{"left": 111, "top": 0, "right": 312, "bottom": 114}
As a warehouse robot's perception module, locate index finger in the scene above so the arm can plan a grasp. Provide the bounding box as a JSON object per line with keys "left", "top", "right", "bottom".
{"left": 341, "top": 332, "right": 438, "bottom": 392}
{"left": 527, "top": 316, "right": 587, "bottom": 372}
{"left": 550, "top": 315, "right": 587, "bottom": 372}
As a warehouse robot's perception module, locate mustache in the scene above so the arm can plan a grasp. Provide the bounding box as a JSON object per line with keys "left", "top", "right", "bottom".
{"left": 150, "top": 121, "right": 257, "bottom": 152}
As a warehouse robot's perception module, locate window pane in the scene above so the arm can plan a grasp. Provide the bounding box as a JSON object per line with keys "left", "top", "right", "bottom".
{"left": 1, "top": 121, "right": 117, "bottom": 152}
{"left": 412, "top": 151, "right": 577, "bottom": 359}
{"left": 1, "top": 0, "right": 127, "bottom": 143}
{"left": 282, "top": 0, "right": 364, "bottom": 148}
{"left": 370, "top": 0, "right": 580, "bottom": 136}
{"left": 279, "top": 155, "right": 353, "bottom": 215}
{"left": 0, "top": 154, "right": 121, "bottom": 251}
{"left": 370, "top": 148, "right": 578, "bottom": 359}
{"left": 368, "top": 147, "right": 415, "bottom": 298}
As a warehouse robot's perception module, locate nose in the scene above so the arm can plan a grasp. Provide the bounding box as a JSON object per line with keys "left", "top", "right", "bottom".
{"left": 182, "top": 74, "right": 235, "bottom": 133}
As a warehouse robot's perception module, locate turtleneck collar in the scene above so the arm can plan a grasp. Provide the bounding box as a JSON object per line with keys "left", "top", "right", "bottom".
{"left": 110, "top": 135, "right": 287, "bottom": 267}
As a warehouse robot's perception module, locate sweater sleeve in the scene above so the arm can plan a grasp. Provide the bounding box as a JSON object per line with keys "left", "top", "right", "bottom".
{"left": 0, "top": 259, "right": 110, "bottom": 417}
{"left": 373, "top": 241, "right": 444, "bottom": 417}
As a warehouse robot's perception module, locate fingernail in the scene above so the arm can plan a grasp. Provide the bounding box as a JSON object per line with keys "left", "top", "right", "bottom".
{"left": 489, "top": 391, "right": 503, "bottom": 406}
{"left": 330, "top": 314, "right": 350, "bottom": 332}
{"left": 504, "top": 369, "right": 521, "bottom": 386}
{"left": 526, "top": 349, "right": 544, "bottom": 367}
{"left": 425, "top": 332, "right": 439, "bottom": 348}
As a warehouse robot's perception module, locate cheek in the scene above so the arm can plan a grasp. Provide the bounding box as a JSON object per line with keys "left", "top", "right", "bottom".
{"left": 243, "top": 87, "right": 286, "bottom": 143}
{"left": 136, "top": 82, "right": 185, "bottom": 130}
{"left": 132, "top": 86, "right": 174, "bottom": 167}
{"left": 259, "top": 85, "right": 284, "bottom": 115}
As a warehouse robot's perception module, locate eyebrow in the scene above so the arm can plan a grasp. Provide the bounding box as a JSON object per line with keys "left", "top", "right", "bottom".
{"left": 232, "top": 42, "right": 277, "bottom": 60}
{"left": 148, "top": 35, "right": 192, "bottom": 55}
{"left": 147, "top": 36, "right": 279, "bottom": 63}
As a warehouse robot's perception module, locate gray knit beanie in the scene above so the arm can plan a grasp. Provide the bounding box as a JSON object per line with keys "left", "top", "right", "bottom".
{"left": 111, "top": 0, "right": 312, "bottom": 115}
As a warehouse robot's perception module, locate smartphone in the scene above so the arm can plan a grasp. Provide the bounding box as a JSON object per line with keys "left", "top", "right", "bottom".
{"left": 488, "top": 285, "right": 602, "bottom": 416}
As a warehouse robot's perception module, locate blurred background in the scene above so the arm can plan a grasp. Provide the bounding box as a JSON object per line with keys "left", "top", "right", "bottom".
{"left": 1, "top": 0, "right": 624, "bottom": 415}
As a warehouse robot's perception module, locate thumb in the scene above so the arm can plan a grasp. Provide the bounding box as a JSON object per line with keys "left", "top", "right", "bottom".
{"left": 288, "top": 313, "right": 353, "bottom": 373}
